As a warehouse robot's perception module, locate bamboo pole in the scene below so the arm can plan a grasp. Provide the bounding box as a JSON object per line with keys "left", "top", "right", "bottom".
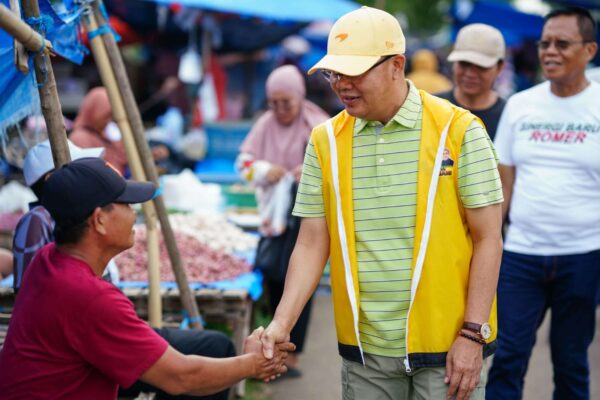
{"left": 19, "top": 0, "right": 70, "bottom": 167}
{"left": 0, "top": 4, "right": 52, "bottom": 54}
{"left": 91, "top": 1, "right": 203, "bottom": 329}
{"left": 9, "top": 0, "right": 29, "bottom": 73}
{"left": 80, "top": 9, "right": 163, "bottom": 327}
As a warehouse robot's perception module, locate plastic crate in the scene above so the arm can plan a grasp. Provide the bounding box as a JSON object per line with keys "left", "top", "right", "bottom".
{"left": 222, "top": 184, "right": 257, "bottom": 208}
{"left": 205, "top": 121, "right": 253, "bottom": 160}
{"left": 194, "top": 158, "right": 241, "bottom": 184}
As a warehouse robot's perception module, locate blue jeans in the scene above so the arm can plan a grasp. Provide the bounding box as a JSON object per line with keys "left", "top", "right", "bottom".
{"left": 486, "top": 249, "right": 600, "bottom": 400}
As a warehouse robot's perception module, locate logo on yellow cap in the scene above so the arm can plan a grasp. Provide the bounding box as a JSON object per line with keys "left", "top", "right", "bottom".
{"left": 335, "top": 33, "right": 349, "bottom": 42}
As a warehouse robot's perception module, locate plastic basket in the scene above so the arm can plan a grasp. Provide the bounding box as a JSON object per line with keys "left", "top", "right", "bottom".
{"left": 205, "top": 121, "right": 253, "bottom": 160}
{"left": 194, "top": 158, "right": 241, "bottom": 184}
{"left": 222, "top": 184, "right": 257, "bottom": 208}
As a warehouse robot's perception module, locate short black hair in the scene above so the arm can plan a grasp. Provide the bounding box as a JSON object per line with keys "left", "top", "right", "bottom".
{"left": 30, "top": 177, "right": 46, "bottom": 200}
{"left": 54, "top": 219, "right": 90, "bottom": 245}
{"left": 545, "top": 7, "right": 597, "bottom": 43}
{"left": 54, "top": 204, "right": 114, "bottom": 245}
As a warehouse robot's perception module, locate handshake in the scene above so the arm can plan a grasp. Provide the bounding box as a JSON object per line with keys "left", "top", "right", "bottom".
{"left": 243, "top": 322, "right": 295, "bottom": 382}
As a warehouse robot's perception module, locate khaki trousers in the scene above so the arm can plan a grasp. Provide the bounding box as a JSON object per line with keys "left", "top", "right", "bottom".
{"left": 341, "top": 353, "right": 487, "bottom": 400}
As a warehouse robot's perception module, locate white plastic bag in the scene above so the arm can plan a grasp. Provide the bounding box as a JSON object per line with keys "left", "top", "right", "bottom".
{"left": 261, "top": 174, "right": 294, "bottom": 236}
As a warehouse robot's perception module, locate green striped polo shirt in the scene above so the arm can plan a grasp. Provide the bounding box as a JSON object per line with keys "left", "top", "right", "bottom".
{"left": 293, "top": 82, "right": 503, "bottom": 357}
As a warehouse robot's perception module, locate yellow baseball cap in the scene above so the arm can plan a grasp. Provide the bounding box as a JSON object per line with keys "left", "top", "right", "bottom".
{"left": 308, "top": 6, "right": 405, "bottom": 76}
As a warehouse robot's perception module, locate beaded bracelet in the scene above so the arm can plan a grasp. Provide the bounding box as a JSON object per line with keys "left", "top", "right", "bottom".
{"left": 458, "top": 330, "right": 486, "bottom": 345}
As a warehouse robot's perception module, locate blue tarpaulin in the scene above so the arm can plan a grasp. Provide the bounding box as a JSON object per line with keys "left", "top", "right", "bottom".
{"left": 544, "top": 0, "right": 600, "bottom": 9}
{"left": 0, "top": 0, "right": 87, "bottom": 136}
{"left": 146, "top": 0, "right": 359, "bottom": 22}
{"left": 116, "top": 271, "right": 264, "bottom": 301}
{"left": 1, "top": 271, "right": 264, "bottom": 300}
{"left": 0, "top": 0, "right": 39, "bottom": 136}
{"left": 452, "top": 0, "right": 545, "bottom": 46}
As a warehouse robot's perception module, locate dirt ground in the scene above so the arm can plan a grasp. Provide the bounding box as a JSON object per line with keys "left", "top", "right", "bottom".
{"left": 259, "top": 290, "right": 600, "bottom": 400}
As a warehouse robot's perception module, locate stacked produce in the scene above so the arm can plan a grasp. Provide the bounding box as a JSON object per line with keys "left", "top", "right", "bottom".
{"left": 116, "top": 226, "right": 252, "bottom": 283}
{"left": 0, "top": 212, "right": 24, "bottom": 231}
{"left": 168, "top": 213, "right": 257, "bottom": 254}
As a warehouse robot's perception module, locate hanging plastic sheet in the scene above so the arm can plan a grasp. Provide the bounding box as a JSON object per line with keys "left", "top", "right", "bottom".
{"left": 0, "top": 0, "right": 88, "bottom": 137}
{"left": 451, "top": 0, "right": 544, "bottom": 46}
{"left": 146, "top": 0, "right": 359, "bottom": 22}
{"left": 0, "top": 14, "right": 39, "bottom": 137}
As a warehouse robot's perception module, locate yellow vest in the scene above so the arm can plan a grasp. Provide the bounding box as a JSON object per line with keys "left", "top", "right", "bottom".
{"left": 310, "top": 90, "right": 497, "bottom": 368}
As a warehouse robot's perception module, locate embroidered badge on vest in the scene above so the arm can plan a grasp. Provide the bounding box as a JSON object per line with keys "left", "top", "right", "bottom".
{"left": 440, "top": 148, "right": 454, "bottom": 176}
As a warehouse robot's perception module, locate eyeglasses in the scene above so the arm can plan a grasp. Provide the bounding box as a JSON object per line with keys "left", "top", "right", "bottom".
{"left": 267, "top": 99, "right": 294, "bottom": 111}
{"left": 536, "top": 39, "right": 590, "bottom": 51}
{"left": 321, "top": 55, "right": 395, "bottom": 83}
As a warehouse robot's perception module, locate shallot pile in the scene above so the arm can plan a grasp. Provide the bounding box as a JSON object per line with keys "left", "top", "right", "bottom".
{"left": 0, "top": 212, "right": 24, "bottom": 231}
{"left": 116, "top": 226, "right": 251, "bottom": 283}
{"left": 168, "top": 213, "right": 257, "bottom": 254}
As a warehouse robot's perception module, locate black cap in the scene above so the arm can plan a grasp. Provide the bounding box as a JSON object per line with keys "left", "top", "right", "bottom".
{"left": 42, "top": 158, "right": 157, "bottom": 227}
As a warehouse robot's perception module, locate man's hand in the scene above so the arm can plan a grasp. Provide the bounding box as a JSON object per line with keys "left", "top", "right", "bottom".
{"left": 292, "top": 164, "right": 303, "bottom": 182}
{"left": 261, "top": 320, "right": 291, "bottom": 360}
{"left": 151, "top": 144, "right": 170, "bottom": 161}
{"left": 244, "top": 327, "right": 295, "bottom": 382}
{"left": 266, "top": 165, "right": 286, "bottom": 183}
{"left": 445, "top": 335, "right": 483, "bottom": 400}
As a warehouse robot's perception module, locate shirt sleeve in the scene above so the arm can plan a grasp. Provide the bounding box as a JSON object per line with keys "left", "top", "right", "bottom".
{"left": 12, "top": 211, "right": 53, "bottom": 290}
{"left": 492, "top": 98, "right": 515, "bottom": 166}
{"left": 292, "top": 139, "right": 326, "bottom": 217}
{"left": 69, "top": 286, "right": 169, "bottom": 388}
{"left": 458, "top": 120, "right": 504, "bottom": 208}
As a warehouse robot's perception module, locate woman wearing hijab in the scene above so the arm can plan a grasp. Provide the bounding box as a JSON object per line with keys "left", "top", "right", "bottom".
{"left": 237, "top": 65, "right": 329, "bottom": 376}
{"left": 69, "top": 87, "right": 129, "bottom": 175}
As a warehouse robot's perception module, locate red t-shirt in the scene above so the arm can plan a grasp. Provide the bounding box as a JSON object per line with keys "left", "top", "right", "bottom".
{"left": 0, "top": 244, "right": 168, "bottom": 399}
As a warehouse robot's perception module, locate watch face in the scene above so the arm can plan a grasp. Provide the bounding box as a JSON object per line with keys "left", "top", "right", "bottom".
{"left": 481, "top": 323, "right": 492, "bottom": 340}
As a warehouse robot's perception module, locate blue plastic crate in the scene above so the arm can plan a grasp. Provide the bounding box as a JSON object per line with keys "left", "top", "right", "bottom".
{"left": 205, "top": 121, "right": 253, "bottom": 160}
{"left": 194, "top": 158, "right": 241, "bottom": 184}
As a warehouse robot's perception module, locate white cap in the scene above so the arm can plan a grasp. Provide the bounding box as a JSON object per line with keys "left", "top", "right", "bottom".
{"left": 23, "top": 139, "right": 105, "bottom": 186}
{"left": 447, "top": 23, "right": 506, "bottom": 68}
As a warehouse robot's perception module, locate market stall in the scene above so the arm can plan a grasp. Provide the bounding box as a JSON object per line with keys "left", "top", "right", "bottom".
{"left": 0, "top": 205, "right": 261, "bottom": 396}
{"left": 0, "top": 3, "right": 265, "bottom": 397}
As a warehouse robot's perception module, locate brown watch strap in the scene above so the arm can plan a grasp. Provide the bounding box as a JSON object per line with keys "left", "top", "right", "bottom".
{"left": 458, "top": 330, "right": 486, "bottom": 345}
{"left": 462, "top": 322, "right": 482, "bottom": 335}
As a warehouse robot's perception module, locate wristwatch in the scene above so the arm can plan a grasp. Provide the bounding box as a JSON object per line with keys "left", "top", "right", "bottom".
{"left": 462, "top": 322, "right": 492, "bottom": 340}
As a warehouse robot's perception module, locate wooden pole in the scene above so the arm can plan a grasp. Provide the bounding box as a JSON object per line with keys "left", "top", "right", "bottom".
{"left": 91, "top": 1, "right": 203, "bottom": 329}
{"left": 0, "top": 4, "right": 51, "bottom": 54}
{"left": 19, "top": 0, "right": 70, "bottom": 167}
{"left": 9, "top": 0, "right": 29, "bottom": 73}
{"left": 81, "top": 8, "right": 164, "bottom": 328}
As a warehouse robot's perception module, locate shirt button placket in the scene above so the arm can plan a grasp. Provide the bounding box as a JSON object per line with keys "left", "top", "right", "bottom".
{"left": 375, "top": 126, "right": 389, "bottom": 190}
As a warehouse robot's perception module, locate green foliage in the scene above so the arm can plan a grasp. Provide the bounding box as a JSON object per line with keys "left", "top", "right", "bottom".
{"left": 241, "top": 380, "right": 271, "bottom": 400}
{"left": 356, "top": 0, "right": 453, "bottom": 34}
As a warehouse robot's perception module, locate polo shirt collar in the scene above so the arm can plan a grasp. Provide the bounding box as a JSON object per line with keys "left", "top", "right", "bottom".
{"left": 354, "top": 80, "right": 422, "bottom": 134}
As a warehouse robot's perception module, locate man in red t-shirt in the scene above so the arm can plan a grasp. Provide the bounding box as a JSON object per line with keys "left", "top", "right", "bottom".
{"left": 12, "top": 139, "right": 240, "bottom": 400}
{"left": 0, "top": 158, "right": 293, "bottom": 399}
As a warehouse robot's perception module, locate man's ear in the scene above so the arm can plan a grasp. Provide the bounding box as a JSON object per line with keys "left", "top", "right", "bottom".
{"left": 585, "top": 42, "right": 598, "bottom": 62}
{"left": 89, "top": 207, "right": 108, "bottom": 235}
{"left": 496, "top": 60, "right": 505, "bottom": 72}
{"left": 392, "top": 55, "right": 406, "bottom": 78}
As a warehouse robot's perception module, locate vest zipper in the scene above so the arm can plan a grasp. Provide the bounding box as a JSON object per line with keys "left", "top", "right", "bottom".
{"left": 403, "top": 112, "right": 454, "bottom": 376}
{"left": 325, "top": 119, "right": 365, "bottom": 365}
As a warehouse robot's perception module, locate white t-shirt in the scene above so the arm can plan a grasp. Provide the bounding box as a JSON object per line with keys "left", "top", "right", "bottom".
{"left": 494, "top": 81, "right": 600, "bottom": 255}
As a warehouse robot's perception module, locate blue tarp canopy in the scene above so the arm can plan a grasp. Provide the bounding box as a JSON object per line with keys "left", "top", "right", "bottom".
{"left": 452, "top": 0, "right": 545, "bottom": 46}
{"left": 0, "top": 0, "right": 87, "bottom": 136}
{"left": 146, "top": 0, "right": 359, "bottom": 22}
{"left": 544, "top": 0, "right": 600, "bottom": 9}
